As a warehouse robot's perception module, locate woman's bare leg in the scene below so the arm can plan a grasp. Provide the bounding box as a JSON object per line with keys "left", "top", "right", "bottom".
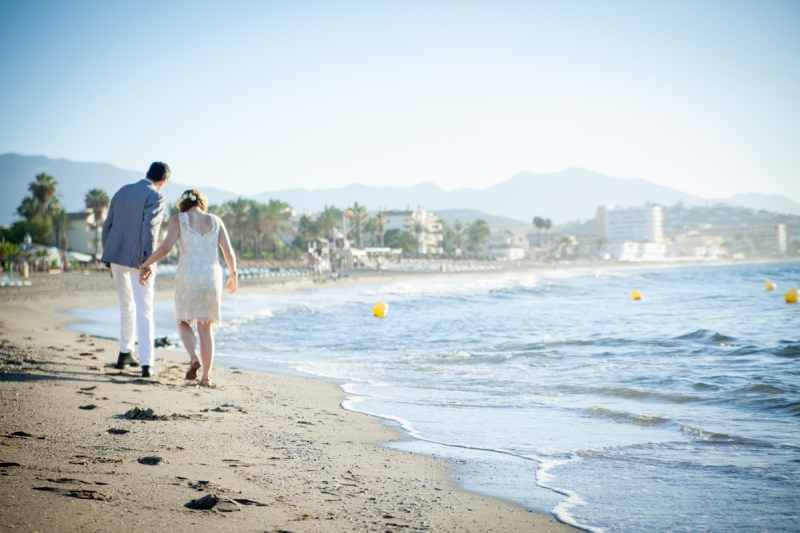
{"left": 178, "top": 321, "right": 199, "bottom": 363}
{"left": 197, "top": 322, "right": 214, "bottom": 383}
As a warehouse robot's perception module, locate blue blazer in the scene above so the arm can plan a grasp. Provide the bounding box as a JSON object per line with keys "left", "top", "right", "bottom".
{"left": 101, "top": 179, "right": 166, "bottom": 268}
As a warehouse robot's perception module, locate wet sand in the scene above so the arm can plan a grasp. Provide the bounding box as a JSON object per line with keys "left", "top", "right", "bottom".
{"left": 0, "top": 271, "right": 580, "bottom": 533}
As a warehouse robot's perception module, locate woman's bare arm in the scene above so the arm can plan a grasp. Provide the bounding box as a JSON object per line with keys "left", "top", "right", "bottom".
{"left": 217, "top": 217, "right": 238, "bottom": 294}
{"left": 139, "top": 215, "right": 180, "bottom": 284}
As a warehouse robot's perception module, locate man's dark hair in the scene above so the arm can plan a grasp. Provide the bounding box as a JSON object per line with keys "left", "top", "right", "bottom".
{"left": 146, "top": 162, "right": 170, "bottom": 182}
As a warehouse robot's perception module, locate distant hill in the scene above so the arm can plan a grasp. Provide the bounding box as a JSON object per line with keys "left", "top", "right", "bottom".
{"left": 255, "top": 169, "right": 703, "bottom": 223}
{"left": 256, "top": 168, "right": 800, "bottom": 223}
{"left": 2, "top": 154, "right": 799, "bottom": 228}
{"left": 724, "top": 193, "right": 800, "bottom": 216}
{"left": 0, "top": 153, "right": 240, "bottom": 225}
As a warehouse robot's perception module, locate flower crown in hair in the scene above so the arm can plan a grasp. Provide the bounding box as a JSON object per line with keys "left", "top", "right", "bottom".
{"left": 177, "top": 192, "right": 207, "bottom": 207}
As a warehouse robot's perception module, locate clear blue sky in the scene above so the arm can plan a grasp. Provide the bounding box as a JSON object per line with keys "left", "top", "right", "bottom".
{"left": 1, "top": 0, "right": 798, "bottom": 201}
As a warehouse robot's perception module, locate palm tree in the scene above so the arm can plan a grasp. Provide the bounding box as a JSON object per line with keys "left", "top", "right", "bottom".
{"left": 363, "top": 216, "right": 378, "bottom": 247}
{"left": 245, "top": 201, "right": 271, "bottom": 257}
{"left": 533, "top": 217, "right": 552, "bottom": 246}
{"left": 375, "top": 209, "right": 387, "bottom": 247}
{"left": 533, "top": 216, "right": 545, "bottom": 246}
{"left": 349, "top": 202, "right": 369, "bottom": 249}
{"left": 29, "top": 173, "right": 59, "bottom": 216}
{"left": 452, "top": 220, "right": 466, "bottom": 251}
{"left": 51, "top": 208, "right": 69, "bottom": 251}
{"left": 297, "top": 214, "right": 316, "bottom": 246}
{"left": 315, "top": 205, "right": 342, "bottom": 241}
{"left": 261, "top": 199, "right": 294, "bottom": 256}
{"left": 220, "top": 198, "right": 252, "bottom": 256}
{"left": 466, "top": 219, "right": 490, "bottom": 254}
{"left": 16, "top": 196, "right": 40, "bottom": 221}
{"left": 85, "top": 189, "right": 110, "bottom": 260}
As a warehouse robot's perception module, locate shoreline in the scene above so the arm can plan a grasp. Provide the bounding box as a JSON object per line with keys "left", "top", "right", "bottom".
{"left": 0, "top": 270, "right": 581, "bottom": 532}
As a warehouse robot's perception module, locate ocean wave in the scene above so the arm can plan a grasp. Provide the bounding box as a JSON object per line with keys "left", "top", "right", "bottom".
{"left": 744, "top": 383, "right": 790, "bottom": 394}
{"left": 532, "top": 455, "right": 607, "bottom": 533}
{"left": 679, "top": 426, "right": 774, "bottom": 446}
{"left": 401, "top": 351, "right": 515, "bottom": 366}
{"left": 675, "top": 329, "right": 737, "bottom": 343}
{"left": 743, "top": 398, "right": 800, "bottom": 416}
{"left": 726, "top": 345, "right": 759, "bottom": 356}
{"left": 585, "top": 406, "right": 671, "bottom": 426}
{"left": 586, "top": 386, "right": 704, "bottom": 404}
{"left": 770, "top": 345, "right": 800, "bottom": 358}
{"left": 692, "top": 381, "right": 720, "bottom": 390}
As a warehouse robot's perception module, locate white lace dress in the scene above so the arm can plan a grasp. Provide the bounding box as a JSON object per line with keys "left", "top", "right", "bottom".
{"left": 174, "top": 213, "right": 223, "bottom": 326}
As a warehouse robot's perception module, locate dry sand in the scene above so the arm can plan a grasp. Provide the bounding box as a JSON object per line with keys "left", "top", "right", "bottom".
{"left": 0, "top": 271, "right": 580, "bottom": 533}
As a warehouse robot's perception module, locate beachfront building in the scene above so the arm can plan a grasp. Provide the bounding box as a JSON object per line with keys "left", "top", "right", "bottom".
{"left": 490, "top": 244, "right": 526, "bottom": 261}
{"left": 701, "top": 224, "right": 787, "bottom": 257}
{"left": 667, "top": 232, "right": 728, "bottom": 260}
{"left": 487, "top": 228, "right": 527, "bottom": 260}
{"left": 526, "top": 231, "right": 573, "bottom": 249}
{"left": 597, "top": 204, "right": 665, "bottom": 261}
{"left": 491, "top": 228, "right": 529, "bottom": 250}
{"left": 383, "top": 206, "right": 444, "bottom": 254}
{"left": 598, "top": 205, "right": 663, "bottom": 244}
{"left": 43, "top": 208, "right": 107, "bottom": 257}
{"left": 605, "top": 241, "right": 667, "bottom": 262}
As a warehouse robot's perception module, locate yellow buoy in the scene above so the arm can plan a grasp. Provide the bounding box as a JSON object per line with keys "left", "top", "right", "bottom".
{"left": 631, "top": 290, "right": 642, "bottom": 301}
{"left": 373, "top": 301, "right": 389, "bottom": 317}
{"left": 765, "top": 280, "right": 776, "bottom": 291}
{"left": 786, "top": 288, "right": 798, "bottom": 304}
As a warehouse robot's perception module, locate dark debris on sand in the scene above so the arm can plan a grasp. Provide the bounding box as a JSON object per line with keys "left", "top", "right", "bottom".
{"left": 137, "top": 456, "right": 167, "bottom": 466}
{"left": 123, "top": 406, "right": 206, "bottom": 421}
{"left": 33, "top": 486, "right": 112, "bottom": 501}
{"left": 185, "top": 493, "right": 241, "bottom": 512}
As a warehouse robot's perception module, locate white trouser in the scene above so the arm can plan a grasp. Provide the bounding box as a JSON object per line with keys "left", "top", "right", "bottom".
{"left": 111, "top": 263, "right": 156, "bottom": 367}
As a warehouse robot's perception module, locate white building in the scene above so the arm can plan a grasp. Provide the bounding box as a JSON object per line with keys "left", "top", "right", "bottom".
{"left": 43, "top": 208, "right": 108, "bottom": 258}
{"left": 383, "top": 206, "right": 443, "bottom": 254}
{"left": 606, "top": 242, "right": 667, "bottom": 262}
{"left": 490, "top": 245, "right": 526, "bottom": 261}
{"left": 492, "top": 228, "right": 530, "bottom": 250}
{"left": 598, "top": 205, "right": 663, "bottom": 244}
{"left": 597, "top": 205, "right": 665, "bottom": 261}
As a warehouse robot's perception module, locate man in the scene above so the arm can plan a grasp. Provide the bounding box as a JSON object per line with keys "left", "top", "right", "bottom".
{"left": 101, "top": 162, "right": 170, "bottom": 378}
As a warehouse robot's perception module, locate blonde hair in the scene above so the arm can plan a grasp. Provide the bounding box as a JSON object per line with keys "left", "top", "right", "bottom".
{"left": 177, "top": 189, "right": 208, "bottom": 213}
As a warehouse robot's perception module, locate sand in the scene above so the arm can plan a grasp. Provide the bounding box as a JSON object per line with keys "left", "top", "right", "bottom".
{"left": 0, "top": 271, "right": 580, "bottom": 533}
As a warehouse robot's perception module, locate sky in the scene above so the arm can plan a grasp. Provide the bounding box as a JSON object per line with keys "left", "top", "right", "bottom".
{"left": 1, "top": 0, "right": 798, "bottom": 201}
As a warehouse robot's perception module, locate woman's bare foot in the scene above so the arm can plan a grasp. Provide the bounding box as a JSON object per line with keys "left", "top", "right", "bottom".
{"left": 198, "top": 377, "right": 215, "bottom": 388}
{"left": 185, "top": 359, "right": 201, "bottom": 380}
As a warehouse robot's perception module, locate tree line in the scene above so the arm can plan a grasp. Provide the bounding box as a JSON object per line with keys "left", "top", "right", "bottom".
{"left": 1, "top": 173, "right": 110, "bottom": 258}
{"left": 2, "top": 174, "right": 493, "bottom": 260}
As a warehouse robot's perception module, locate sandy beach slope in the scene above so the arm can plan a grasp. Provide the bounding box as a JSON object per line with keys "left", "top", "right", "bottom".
{"left": 0, "top": 271, "right": 580, "bottom": 533}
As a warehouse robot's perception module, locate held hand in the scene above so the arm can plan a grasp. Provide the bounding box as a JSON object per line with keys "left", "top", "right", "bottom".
{"left": 227, "top": 275, "right": 238, "bottom": 294}
{"left": 139, "top": 266, "right": 153, "bottom": 286}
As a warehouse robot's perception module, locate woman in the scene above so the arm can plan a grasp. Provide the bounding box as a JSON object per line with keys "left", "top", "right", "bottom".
{"left": 139, "top": 189, "right": 237, "bottom": 387}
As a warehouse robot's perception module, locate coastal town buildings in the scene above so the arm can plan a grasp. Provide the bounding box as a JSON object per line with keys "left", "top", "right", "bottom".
{"left": 43, "top": 207, "right": 107, "bottom": 257}
{"left": 383, "top": 206, "right": 443, "bottom": 254}
{"left": 699, "top": 224, "right": 787, "bottom": 256}
{"left": 597, "top": 205, "right": 663, "bottom": 244}
{"left": 596, "top": 205, "right": 665, "bottom": 261}
{"left": 490, "top": 228, "right": 528, "bottom": 260}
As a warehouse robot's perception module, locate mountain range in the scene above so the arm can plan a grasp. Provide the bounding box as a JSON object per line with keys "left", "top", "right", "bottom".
{"left": 2, "top": 153, "right": 799, "bottom": 228}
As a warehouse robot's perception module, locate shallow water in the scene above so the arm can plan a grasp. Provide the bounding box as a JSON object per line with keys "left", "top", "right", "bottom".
{"left": 68, "top": 262, "right": 800, "bottom": 532}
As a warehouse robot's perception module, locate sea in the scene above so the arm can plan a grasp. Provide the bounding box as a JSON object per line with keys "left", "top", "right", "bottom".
{"left": 67, "top": 261, "right": 800, "bottom": 533}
